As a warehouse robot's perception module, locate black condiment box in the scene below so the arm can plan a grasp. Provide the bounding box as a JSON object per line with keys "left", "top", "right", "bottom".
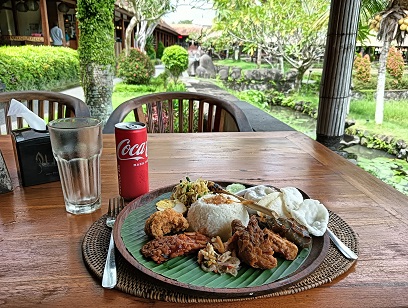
{"left": 11, "top": 128, "right": 60, "bottom": 187}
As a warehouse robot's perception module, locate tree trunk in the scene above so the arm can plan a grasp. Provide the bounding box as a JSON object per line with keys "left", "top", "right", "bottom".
{"left": 316, "top": 0, "right": 361, "bottom": 149}
{"left": 135, "top": 20, "right": 147, "bottom": 50}
{"left": 82, "top": 63, "right": 114, "bottom": 125}
{"left": 375, "top": 39, "right": 391, "bottom": 124}
{"left": 77, "top": 0, "right": 115, "bottom": 126}
{"left": 256, "top": 46, "right": 262, "bottom": 69}
{"left": 279, "top": 56, "right": 284, "bottom": 75}
{"left": 125, "top": 16, "right": 137, "bottom": 56}
{"left": 294, "top": 66, "right": 307, "bottom": 92}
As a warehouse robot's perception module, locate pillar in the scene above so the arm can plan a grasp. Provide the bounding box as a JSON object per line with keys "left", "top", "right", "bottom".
{"left": 316, "top": 0, "right": 362, "bottom": 149}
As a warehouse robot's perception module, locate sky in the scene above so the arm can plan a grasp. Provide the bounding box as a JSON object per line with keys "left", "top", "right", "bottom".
{"left": 163, "top": 0, "right": 215, "bottom": 26}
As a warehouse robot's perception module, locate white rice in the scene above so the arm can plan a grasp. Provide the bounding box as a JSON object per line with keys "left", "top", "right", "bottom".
{"left": 187, "top": 193, "right": 249, "bottom": 241}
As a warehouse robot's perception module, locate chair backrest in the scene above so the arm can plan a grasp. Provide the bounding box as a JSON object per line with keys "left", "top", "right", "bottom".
{"left": 0, "top": 91, "right": 90, "bottom": 135}
{"left": 103, "top": 92, "right": 252, "bottom": 134}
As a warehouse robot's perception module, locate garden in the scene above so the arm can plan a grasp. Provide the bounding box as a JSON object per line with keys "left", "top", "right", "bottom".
{"left": 1, "top": 38, "right": 407, "bottom": 195}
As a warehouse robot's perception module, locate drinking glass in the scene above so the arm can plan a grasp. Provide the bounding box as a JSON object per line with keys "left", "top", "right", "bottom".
{"left": 48, "top": 118, "right": 102, "bottom": 214}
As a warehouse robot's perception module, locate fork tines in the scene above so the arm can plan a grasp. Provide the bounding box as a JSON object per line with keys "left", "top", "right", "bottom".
{"left": 108, "top": 196, "right": 125, "bottom": 217}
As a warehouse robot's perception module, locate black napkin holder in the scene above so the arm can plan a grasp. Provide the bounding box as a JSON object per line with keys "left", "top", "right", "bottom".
{"left": 11, "top": 128, "right": 60, "bottom": 187}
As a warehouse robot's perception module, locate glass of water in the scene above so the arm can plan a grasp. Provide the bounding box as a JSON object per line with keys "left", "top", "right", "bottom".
{"left": 48, "top": 118, "right": 102, "bottom": 215}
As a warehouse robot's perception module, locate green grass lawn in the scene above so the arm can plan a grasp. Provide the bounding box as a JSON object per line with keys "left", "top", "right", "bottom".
{"left": 289, "top": 91, "right": 408, "bottom": 141}
{"left": 213, "top": 59, "right": 271, "bottom": 70}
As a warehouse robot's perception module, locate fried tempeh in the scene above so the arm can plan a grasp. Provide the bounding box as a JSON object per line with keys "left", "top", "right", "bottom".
{"left": 141, "top": 232, "right": 210, "bottom": 264}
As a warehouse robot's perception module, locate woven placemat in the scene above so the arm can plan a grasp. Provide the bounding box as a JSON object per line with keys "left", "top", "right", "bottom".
{"left": 82, "top": 211, "right": 358, "bottom": 303}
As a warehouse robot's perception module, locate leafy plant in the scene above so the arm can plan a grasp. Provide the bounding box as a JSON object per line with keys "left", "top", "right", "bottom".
{"left": 386, "top": 47, "right": 404, "bottom": 83}
{"left": 236, "top": 90, "right": 268, "bottom": 109}
{"left": 161, "top": 45, "right": 188, "bottom": 83}
{"left": 357, "top": 157, "right": 408, "bottom": 195}
{"left": 145, "top": 36, "right": 156, "bottom": 60}
{"left": 0, "top": 45, "right": 79, "bottom": 91}
{"left": 156, "top": 41, "right": 165, "bottom": 59}
{"left": 165, "top": 81, "right": 186, "bottom": 92}
{"left": 116, "top": 48, "right": 155, "bottom": 85}
{"left": 353, "top": 53, "right": 371, "bottom": 83}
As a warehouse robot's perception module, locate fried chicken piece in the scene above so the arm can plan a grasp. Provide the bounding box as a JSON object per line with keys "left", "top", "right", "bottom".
{"left": 141, "top": 232, "right": 210, "bottom": 264}
{"left": 226, "top": 216, "right": 277, "bottom": 269}
{"left": 144, "top": 208, "right": 189, "bottom": 238}
{"left": 263, "top": 228, "right": 298, "bottom": 260}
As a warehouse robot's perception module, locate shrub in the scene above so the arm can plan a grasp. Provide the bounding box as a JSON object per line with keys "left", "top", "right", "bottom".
{"left": 161, "top": 45, "right": 188, "bottom": 83}
{"left": 353, "top": 53, "right": 371, "bottom": 83}
{"left": 0, "top": 45, "right": 79, "bottom": 91}
{"left": 117, "top": 48, "right": 155, "bottom": 85}
{"left": 145, "top": 36, "right": 156, "bottom": 60}
{"left": 386, "top": 47, "right": 404, "bottom": 82}
{"left": 156, "top": 41, "right": 165, "bottom": 59}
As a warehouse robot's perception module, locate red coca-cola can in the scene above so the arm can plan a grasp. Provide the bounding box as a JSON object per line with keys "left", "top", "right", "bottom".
{"left": 114, "top": 122, "right": 149, "bottom": 200}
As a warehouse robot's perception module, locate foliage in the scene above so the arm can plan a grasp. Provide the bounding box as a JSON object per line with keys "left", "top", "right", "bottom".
{"left": 117, "top": 0, "right": 174, "bottom": 54}
{"left": 386, "top": 47, "right": 404, "bottom": 82}
{"left": 353, "top": 73, "right": 408, "bottom": 90}
{"left": 165, "top": 81, "right": 187, "bottom": 92}
{"left": 145, "top": 36, "right": 156, "bottom": 60}
{"left": 236, "top": 90, "right": 268, "bottom": 109}
{"left": 77, "top": 0, "right": 115, "bottom": 67}
{"left": 117, "top": 48, "right": 155, "bottom": 84}
{"left": 213, "top": 59, "right": 270, "bottom": 70}
{"left": 161, "top": 45, "right": 189, "bottom": 83}
{"left": 156, "top": 41, "right": 165, "bottom": 59}
{"left": 213, "top": 0, "right": 329, "bottom": 91}
{"left": 0, "top": 46, "right": 79, "bottom": 91}
{"left": 357, "top": 157, "right": 408, "bottom": 195}
{"left": 353, "top": 53, "right": 371, "bottom": 83}
{"left": 112, "top": 76, "right": 186, "bottom": 127}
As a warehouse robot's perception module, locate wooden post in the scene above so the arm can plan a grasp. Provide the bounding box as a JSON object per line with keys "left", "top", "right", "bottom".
{"left": 39, "top": 0, "right": 50, "bottom": 45}
{"left": 121, "top": 14, "right": 125, "bottom": 49}
{"left": 316, "top": 0, "right": 362, "bottom": 149}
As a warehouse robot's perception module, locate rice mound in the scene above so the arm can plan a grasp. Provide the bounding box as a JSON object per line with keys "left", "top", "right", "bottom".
{"left": 187, "top": 193, "right": 249, "bottom": 241}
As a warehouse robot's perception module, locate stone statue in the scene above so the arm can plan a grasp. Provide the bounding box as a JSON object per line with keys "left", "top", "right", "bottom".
{"left": 196, "top": 53, "right": 216, "bottom": 78}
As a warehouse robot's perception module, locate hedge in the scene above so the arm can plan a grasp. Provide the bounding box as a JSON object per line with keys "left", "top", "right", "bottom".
{"left": 0, "top": 45, "right": 80, "bottom": 91}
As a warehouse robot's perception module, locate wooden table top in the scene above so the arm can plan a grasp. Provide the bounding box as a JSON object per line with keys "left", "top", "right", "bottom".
{"left": 1, "top": 132, "right": 408, "bottom": 307}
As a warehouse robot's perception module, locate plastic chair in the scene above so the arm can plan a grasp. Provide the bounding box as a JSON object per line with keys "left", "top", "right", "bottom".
{"left": 0, "top": 91, "right": 90, "bottom": 135}
{"left": 103, "top": 92, "right": 252, "bottom": 133}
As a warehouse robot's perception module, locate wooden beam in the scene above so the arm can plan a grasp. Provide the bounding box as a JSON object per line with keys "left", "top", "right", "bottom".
{"left": 39, "top": 0, "right": 50, "bottom": 45}
{"left": 57, "top": 11, "right": 67, "bottom": 46}
{"left": 11, "top": 0, "right": 20, "bottom": 35}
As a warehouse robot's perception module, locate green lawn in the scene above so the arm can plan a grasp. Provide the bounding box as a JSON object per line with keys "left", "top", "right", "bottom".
{"left": 289, "top": 91, "right": 408, "bottom": 141}
{"left": 213, "top": 59, "right": 271, "bottom": 70}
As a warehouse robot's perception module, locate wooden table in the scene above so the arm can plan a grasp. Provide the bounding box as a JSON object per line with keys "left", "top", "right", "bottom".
{"left": 1, "top": 132, "right": 407, "bottom": 307}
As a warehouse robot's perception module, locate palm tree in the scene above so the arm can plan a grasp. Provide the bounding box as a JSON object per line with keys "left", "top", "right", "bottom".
{"left": 370, "top": 0, "right": 406, "bottom": 124}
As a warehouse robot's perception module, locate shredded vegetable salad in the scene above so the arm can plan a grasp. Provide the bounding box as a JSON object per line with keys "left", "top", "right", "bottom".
{"left": 171, "top": 177, "right": 210, "bottom": 206}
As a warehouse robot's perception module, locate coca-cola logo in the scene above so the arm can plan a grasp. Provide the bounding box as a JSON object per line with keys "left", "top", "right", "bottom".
{"left": 117, "top": 139, "right": 148, "bottom": 161}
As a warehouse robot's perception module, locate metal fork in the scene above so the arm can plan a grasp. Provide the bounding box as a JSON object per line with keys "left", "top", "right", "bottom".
{"left": 102, "top": 196, "right": 124, "bottom": 289}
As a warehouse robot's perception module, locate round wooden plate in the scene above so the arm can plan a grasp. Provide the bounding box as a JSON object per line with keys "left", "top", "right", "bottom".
{"left": 113, "top": 182, "right": 330, "bottom": 299}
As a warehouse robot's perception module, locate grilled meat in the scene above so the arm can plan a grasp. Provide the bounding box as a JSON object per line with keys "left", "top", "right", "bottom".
{"left": 257, "top": 216, "right": 312, "bottom": 249}
{"left": 226, "top": 216, "right": 278, "bottom": 269}
{"left": 141, "top": 232, "right": 210, "bottom": 264}
{"left": 263, "top": 228, "right": 298, "bottom": 260}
